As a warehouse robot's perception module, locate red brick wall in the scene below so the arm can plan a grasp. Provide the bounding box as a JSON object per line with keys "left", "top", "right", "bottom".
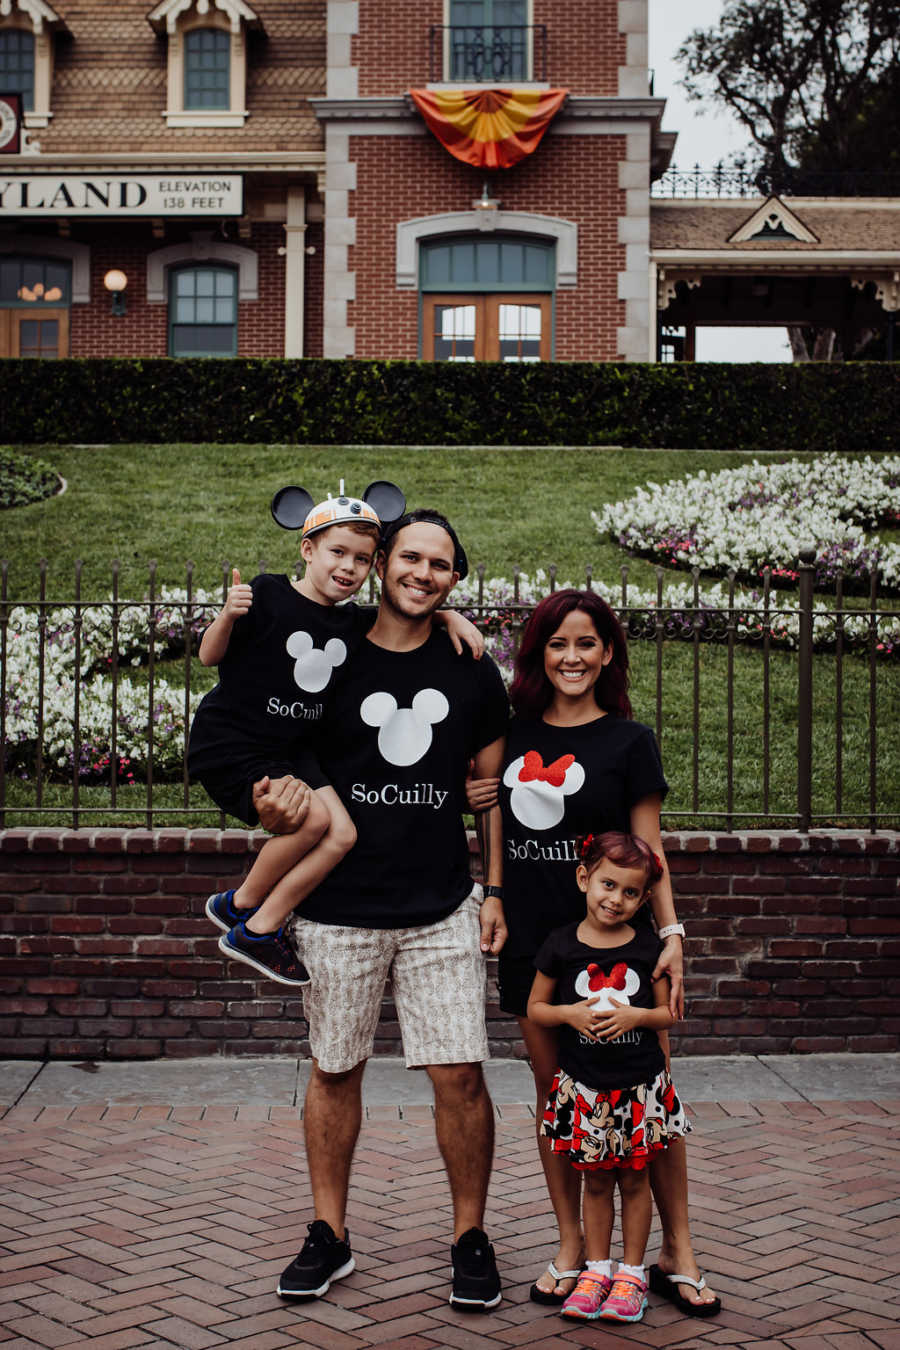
{"left": 59, "top": 222, "right": 289, "bottom": 358}
{"left": 1, "top": 830, "right": 896, "bottom": 1061}
{"left": 348, "top": 133, "right": 627, "bottom": 360}
{"left": 355, "top": 0, "right": 627, "bottom": 95}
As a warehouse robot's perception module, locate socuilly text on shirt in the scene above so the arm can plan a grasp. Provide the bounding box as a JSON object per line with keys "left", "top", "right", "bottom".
{"left": 506, "top": 836, "right": 582, "bottom": 863}
{"left": 266, "top": 696, "right": 324, "bottom": 720}
{"left": 351, "top": 781, "right": 449, "bottom": 810}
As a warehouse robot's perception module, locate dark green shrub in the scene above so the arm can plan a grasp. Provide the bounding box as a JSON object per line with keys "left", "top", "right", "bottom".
{"left": 0, "top": 447, "right": 59, "bottom": 508}
{"left": 0, "top": 358, "right": 897, "bottom": 449}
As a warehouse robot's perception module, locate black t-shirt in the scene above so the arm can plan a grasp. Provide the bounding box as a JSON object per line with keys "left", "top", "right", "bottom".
{"left": 302, "top": 629, "right": 510, "bottom": 929}
{"left": 188, "top": 574, "right": 371, "bottom": 777}
{"left": 534, "top": 922, "right": 666, "bottom": 1090}
{"left": 500, "top": 714, "right": 668, "bottom": 957}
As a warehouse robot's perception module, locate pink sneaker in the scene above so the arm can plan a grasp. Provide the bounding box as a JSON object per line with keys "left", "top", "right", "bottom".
{"left": 560, "top": 1271, "right": 613, "bottom": 1320}
{"left": 599, "top": 1271, "right": 648, "bottom": 1322}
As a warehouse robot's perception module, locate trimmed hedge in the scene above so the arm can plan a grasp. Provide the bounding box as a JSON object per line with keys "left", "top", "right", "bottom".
{"left": 1, "top": 357, "right": 898, "bottom": 448}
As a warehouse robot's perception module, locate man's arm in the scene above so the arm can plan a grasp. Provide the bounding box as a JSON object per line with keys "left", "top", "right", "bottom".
{"left": 472, "top": 734, "right": 506, "bottom": 954}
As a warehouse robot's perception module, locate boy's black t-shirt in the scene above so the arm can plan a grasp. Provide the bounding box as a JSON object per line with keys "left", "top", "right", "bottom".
{"left": 188, "top": 574, "right": 372, "bottom": 777}
{"left": 302, "top": 629, "right": 510, "bottom": 929}
{"left": 534, "top": 922, "right": 666, "bottom": 1090}
{"left": 500, "top": 715, "right": 668, "bottom": 957}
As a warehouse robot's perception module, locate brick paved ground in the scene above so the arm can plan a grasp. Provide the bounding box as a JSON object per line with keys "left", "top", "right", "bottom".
{"left": 1, "top": 1093, "right": 899, "bottom": 1350}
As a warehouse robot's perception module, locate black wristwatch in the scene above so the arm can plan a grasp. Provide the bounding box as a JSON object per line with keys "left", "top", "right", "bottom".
{"left": 483, "top": 884, "right": 504, "bottom": 899}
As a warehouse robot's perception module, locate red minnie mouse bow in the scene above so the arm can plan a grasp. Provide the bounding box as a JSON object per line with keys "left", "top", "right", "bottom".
{"left": 586, "top": 961, "right": 628, "bottom": 992}
{"left": 518, "top": 750, "right": 575, "bottom": 788}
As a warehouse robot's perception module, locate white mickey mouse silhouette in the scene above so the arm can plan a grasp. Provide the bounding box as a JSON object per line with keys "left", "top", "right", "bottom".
{"left": 574, "top": 961, "right": 641, "bottom": 1011}
{"left": 503, "top": 749, "right": 585, "bottom": 830}
{"left": 360, "top": 688, "right": 450, "bottom": 766}
{"left": 286, "top": 630, "right": 347, "bottom": 694}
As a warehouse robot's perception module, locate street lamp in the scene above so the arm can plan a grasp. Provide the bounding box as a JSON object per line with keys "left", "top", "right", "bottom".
{"left": 103, "top": 269, "right": 128, "bottom": 316}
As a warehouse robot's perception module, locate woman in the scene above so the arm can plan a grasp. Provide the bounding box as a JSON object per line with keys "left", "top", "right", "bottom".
{"left": 469, "top": 589, "right": 720, "bottom": 1316}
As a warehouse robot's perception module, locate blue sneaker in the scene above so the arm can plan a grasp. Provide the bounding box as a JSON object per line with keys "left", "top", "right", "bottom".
{"left": 219, "top": 921, "right": 310, "bottom": 987}
{"left": 205, "top": 889, "right": 260, "bottom": 933}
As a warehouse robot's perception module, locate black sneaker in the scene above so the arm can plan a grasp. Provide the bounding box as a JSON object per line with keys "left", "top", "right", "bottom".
{"left": 205, "top": 889, "right": 261, "bottom": 932}
{"left": 449, "top": 1227, "right": 502, "bottom": 1311}
{"left": 277, "top": 1220, "right": 355, "bottom": 1300}
{"left": 218, "top": 921, "right": 310, "bottom": 986}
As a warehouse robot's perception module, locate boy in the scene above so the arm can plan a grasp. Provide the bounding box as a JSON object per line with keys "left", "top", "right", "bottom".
{"left": 188, "top": 481, "right": 480, "bottom": 987}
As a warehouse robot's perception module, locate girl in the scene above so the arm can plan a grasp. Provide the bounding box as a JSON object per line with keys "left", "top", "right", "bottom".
{"left": 527, "top": 831, "right": 691, "bottom": 1323}
{"left": 467, "top": 589, "right": 719, "bottom": 1315}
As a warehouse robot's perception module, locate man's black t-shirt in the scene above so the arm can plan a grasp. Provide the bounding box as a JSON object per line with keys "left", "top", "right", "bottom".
{"left": 534, "top": 922, "right": 666, "bottom": 1090}
{"left": 500, "top": 715, "right": 668, "bottom": 957}
{"left": 188, "top": 574, "right": 371, "bottom": 778}
{"left": 303, "top": 629, "right": 510, "bottom": 929}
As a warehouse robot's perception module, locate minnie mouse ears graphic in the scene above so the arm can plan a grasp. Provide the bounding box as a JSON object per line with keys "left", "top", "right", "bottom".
{"left": 271, "top": 479, "right": 406, "bottom": 539}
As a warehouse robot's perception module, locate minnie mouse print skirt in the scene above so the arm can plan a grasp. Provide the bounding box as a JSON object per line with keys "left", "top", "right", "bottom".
{"left": 541, "top": 1067, "right": 691, "bottom": 1171}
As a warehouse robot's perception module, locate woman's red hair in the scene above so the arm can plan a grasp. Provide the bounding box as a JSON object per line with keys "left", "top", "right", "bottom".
{"left": 510, "top": 589, "right": 632, "bottom": 721}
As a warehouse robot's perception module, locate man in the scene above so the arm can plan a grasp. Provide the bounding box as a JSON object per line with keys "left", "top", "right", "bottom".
{"left": 258, "top": 509, "right": 509, "bottom": 1312}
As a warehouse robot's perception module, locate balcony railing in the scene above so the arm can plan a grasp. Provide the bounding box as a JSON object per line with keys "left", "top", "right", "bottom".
{"left": 428, "top": 24, "right": 547, "bottom": 84}
{"left": 652, "top": 164, "right": 900, "bottom": 199}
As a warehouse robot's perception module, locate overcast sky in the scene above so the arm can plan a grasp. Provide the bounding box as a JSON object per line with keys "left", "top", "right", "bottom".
{"left": 647, "top": 0, "right": 792, "bottom": 361}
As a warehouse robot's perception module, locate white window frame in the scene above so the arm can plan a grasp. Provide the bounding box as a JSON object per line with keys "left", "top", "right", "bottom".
{"left": 435, "top": 0, "right": 538, "bottom": 88}
{"left": 0, "top": 0, "right": 65, "bottom": 129}
{"left": 147, "top": 0, "right": 259, "bottom": 129}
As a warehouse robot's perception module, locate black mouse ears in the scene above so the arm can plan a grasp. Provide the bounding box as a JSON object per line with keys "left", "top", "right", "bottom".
{"left": 271, "top": 480, "right": 406, "bottom": 535}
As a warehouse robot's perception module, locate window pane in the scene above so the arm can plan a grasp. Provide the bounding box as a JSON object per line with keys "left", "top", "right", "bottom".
{"left": 171, "top": 324, "right": 234, "bottom": 355}
{"left": 499, "top": 303, "right": 542, "bottom": 362}
{"left": 433, "top": 304, "right": 476, "bottom": 361}
{"left": 420, "top": 236, "right": 554, "bottom": 292}
{"left": 19, "top": 318, "right": 58, "bottom": 358}
{"left": 0, "top": 30, "right": 35, "bottom": 110}
{"left": 170, "top": 266, "right": 236, "bottom": 357}
{"left": 185, "top": 29, "right": 229, "bottom": 110}
{"left": 0, "top": 259, "right": 20, "bottom": 303}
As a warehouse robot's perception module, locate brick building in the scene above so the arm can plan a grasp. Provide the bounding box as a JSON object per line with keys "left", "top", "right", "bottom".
{"left": 0, "top": 0, "right": 672, "bottom": 361}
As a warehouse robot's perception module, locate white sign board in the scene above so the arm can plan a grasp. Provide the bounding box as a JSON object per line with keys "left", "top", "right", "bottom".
{"left": 0, "top": 174, "right": 244, "bottom": 216}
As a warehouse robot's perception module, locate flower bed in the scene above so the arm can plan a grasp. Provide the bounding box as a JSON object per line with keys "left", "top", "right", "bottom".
{"left": 5, "top": 567, "right": 898, "bottom": 785}
{"left": 592, "top": 454, "right": 900, "bottom": 593}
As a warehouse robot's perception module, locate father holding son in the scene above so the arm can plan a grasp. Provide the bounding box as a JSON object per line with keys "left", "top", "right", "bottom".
{"left": 256, "top": 508, "right": 509, "bottom": 1311}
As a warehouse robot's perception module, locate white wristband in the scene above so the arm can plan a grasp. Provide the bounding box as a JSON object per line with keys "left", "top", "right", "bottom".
{"left": 658, "top": 923, "right": 685, "bottom": 940}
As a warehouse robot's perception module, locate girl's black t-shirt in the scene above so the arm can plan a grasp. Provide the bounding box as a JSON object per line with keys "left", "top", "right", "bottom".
{"left": 534, "top": 922, "right": 666, "bottom": 1090}
{"left": 188, "top": 574, "right": 371, "bottom": 777}
{"left": 499, "top": 714, "right": 668, "bottom": 957}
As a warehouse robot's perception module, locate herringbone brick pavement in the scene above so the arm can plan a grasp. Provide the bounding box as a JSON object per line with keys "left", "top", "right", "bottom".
{"left": 1, "top": 1097, "right": 898, "bottom": 1349}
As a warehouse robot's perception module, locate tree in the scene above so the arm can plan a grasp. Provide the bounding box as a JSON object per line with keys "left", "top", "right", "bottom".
{"left": 676, "top": 1, "right": 900, "bottom": 360}
{"left": 677, "top": 0, "right": 900, "bottom": 183}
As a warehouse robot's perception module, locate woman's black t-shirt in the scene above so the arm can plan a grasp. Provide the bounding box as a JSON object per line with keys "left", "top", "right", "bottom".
{"left": 534, "top": 921, "right": 666, "bottom": 1090}
{"left": 499, "top": 714, "right": 668, "bottom": 957}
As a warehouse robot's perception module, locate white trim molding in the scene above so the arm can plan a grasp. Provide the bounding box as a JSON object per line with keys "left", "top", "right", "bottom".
{"left": 148, "top": 0, "right": 260, "bottom": 129}
{"left": 0, "top": 0, "right": 67, "bottom": 129}
{"left": 145, "top": 232, "right": 258, "bottom": 303}
{"left": 728, "top": 196, "right": 819, "bottom": 245}
{"left": 0, "top": 231, "right": 89, "bottom": 300}
{"left": 395, "top": 210, "right": 578, "bottom": 290}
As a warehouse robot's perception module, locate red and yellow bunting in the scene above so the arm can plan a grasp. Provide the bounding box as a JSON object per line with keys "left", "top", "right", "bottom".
{"left": 409, "top": 87, "right": 567, "bottom": 169}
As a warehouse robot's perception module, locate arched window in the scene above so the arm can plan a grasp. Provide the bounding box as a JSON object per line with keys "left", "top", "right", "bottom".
{"left": 420, "top": 234, "right": 554, "bottom": 361}
{"left": 169, "top": 264, "right": 237, "bottom": 357}
{"left": 0, "top": 29, "right": 35, "bottom": 109}
{"left": 184, "top": 28, "right": 230, "bottom": 110}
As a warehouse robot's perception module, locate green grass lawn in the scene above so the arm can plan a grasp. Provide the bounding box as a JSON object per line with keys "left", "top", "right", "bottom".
{"left": 2, "top": 442, "right": 897, "bottom": 828}
{"left": 1, "top": 442, "right": 867, "bottom": 599}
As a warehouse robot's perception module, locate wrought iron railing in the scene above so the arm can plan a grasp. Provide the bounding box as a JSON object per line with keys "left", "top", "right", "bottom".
{"left": 2, "top": 556, "right": 896, "bottom": 831}
{"left": 428, "top": 24, "right": 547, "bottom": 83}
{"left": 652, "top": 164, "right": 900, "bottom": 199}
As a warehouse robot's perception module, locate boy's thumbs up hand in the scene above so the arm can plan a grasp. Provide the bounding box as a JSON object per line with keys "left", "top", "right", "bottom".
{"left": 224, "top": 567, "right": 253, "bottom": 619}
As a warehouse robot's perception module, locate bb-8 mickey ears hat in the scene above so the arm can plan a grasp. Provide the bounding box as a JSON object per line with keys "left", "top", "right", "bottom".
{"left": 271, "top": 479, "right": 406, "bottom": 539}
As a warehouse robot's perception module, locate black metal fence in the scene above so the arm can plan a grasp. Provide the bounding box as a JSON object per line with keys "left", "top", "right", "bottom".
{"left": 428, "top": 24, "right": 547, "bottom": 83}
{"left": 2, "top": 556, "right": 896, "bottom": 831}
{"left": 651, "top": 164, "right": 900, "bottom": 199}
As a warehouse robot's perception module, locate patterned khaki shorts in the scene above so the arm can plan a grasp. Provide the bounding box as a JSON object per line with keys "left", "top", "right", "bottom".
{"left": 291, "top": 889, "right": 488, "bottom": 1074}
